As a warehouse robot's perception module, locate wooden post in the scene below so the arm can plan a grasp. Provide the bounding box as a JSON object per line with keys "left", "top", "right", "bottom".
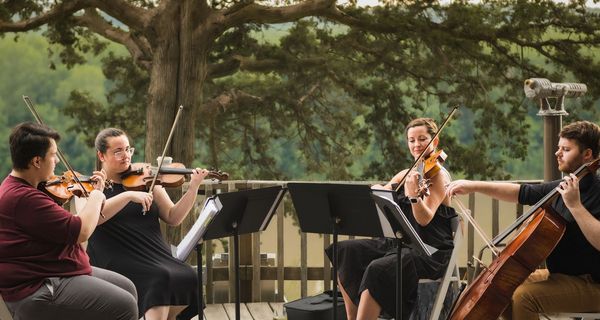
{"left": 276, "top": 198, "right": 285, "bottom": 302}
{"left": 467, "top": 193, "right": 476, "bottom": 283}
{"left": 301, "top": 232, "right": 308, "bottom": 298}
{"left": 323, "top": 234, "right": 331, "bottom": 292}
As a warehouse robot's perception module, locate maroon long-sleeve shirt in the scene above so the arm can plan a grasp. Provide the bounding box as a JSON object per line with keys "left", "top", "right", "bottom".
{"left": 0, "top": 175, "right": 91, "bottom": 302}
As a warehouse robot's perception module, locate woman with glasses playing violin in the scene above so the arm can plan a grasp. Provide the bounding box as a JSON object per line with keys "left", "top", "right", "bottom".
{"left": 87, "top": 128, "right": 210, "bottom": 320}
{"left": 0, "top": 122, "right": 138, "bottom": 320}
{"left": 325, "top": 118, "right": 456, "bottom": 320}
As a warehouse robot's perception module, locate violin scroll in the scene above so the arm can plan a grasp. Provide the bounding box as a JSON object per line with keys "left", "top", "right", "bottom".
{"left": 206, "top": 169, "right": 229, "bottom": 181}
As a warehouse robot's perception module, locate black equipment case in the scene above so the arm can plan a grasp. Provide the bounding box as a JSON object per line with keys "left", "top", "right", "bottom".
{"left": 284, "top": 290, "right": 347, "bottom": 320}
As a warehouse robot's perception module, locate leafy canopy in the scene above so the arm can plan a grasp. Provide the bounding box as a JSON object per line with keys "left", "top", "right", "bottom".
{"left": 2, "top": 0, "right": 600, "bottom": 181}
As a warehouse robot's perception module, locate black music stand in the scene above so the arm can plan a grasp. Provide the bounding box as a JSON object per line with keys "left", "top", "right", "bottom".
{"left": 192, "top": 186, "right": 286, "bottom": 320}
{"left": 287, "top": 183, "right": 432, "bottom": 320}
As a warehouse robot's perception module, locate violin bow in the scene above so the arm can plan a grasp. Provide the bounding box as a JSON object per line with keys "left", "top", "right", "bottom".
{"left": 144, "top": 105, "right": 184, "bottom": 214}
{"left": 22, "top": 95, "right": 105, "bottom": 218}
{"left": 394, "top": 106, "right": 459, "bottom": 193}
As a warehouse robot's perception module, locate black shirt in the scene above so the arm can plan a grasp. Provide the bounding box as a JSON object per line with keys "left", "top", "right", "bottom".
{"left": 518, "top": 174, "right": 600, "bottom": 282}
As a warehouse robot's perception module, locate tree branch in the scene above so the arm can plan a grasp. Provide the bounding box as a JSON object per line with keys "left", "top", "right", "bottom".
{"left": 222, "top": 0, "right": 336, "bottom": 28}
{"left": 220, "top": 1, "right": 401, "bottom": 35}
{"left": 85, "top": 0, "right": 152, "bottom": 31}
{"left": 321, "top": 6, "right": 399, "bottom": 33}
{"left": 0, "top": 0, "right": 89, "bottom": 32}
{"left": 207, "top": 54, "right": 328, "bottom": 79}
{"left": 74, "top": 9, "right": 153, "bottom": 70}
{"left": 200, "top": 89, "right": 263, "bottom": 116}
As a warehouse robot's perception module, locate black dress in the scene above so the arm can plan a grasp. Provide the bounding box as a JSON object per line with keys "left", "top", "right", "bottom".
{"left": 87, "top": 183, "right": 198, "bottom": 318}
{"left": 325, "top": 188, "right": 456, "bottom": 318}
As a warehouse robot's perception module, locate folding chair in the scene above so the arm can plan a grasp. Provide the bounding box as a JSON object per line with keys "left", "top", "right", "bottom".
{"left": 378, "top": 215, "right": 464, "bottom": 320}
{"left": 426, "top": 215, "right": 464, "bottom": 320}
{"left": 411, "top": 214, "right": 464, "bottom": 320}
{"left": 0, "top": 294, "right": 14, "bottom": 320}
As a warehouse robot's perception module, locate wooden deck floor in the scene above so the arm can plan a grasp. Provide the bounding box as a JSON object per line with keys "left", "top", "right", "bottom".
{"left": 192, "top": 302, "right": 285, "bottom": 320}
{"left": 188, "top": 304, "right": 588, "bottom": 320}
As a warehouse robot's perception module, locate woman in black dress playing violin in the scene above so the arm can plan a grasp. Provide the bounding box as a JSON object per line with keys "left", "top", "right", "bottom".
{"left": 86, "top": 128, "right": 210, "bottom": 320}
{"left": 325, "top": 118, "right": 456, "bottom": 320}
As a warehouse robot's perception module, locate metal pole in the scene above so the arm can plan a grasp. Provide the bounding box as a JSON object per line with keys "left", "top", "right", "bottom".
{"left": 537, "top": 97, "right": 565, "bottom": 182}
{"left": 234, "top": 226, "right": 241, "bottom": 320}
{"left": 543, "top": 115, "right": 562, "bottom": 181}
{"left": 332, "top": 222, "right": 338, "bottom": 320}
{"left": 197, "top": 244, "right": 204, "bottom": 320}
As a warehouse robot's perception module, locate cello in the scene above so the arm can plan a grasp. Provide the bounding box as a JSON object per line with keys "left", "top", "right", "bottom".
{"left": 449, "top": 158, "right": 600, "bottom": 320}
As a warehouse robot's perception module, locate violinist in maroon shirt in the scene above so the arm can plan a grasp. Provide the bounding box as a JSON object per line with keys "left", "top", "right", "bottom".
{"left": 0, "top": 122, "right": 138, "bottom": 320}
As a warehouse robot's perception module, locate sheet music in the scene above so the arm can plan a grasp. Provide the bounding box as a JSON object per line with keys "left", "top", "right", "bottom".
{"left": 175, "top": 196, "right": 223, "bottom": 261}
{"left": 371, "top": 193, "right": 437, "bottom": 256}
{"left": 371, "top": 190, "right": 396, "bottom": 238}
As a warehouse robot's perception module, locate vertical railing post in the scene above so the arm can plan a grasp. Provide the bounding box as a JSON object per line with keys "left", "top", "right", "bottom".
{"left": 467, "top": 193, "right": 476, "bottom": 283}
{"left": 205, "top": 183, "right": 214, "bottom": 304}
{"left": 492, "top": 199, "right": 500, "bottom": 237}
{"left": 276, "top": 196, "right": 285, "bottom": 302}
{"left": 323, "top": 234, "right": 331, "bottom": 292}
{"left": 300, "top": 232, "right": 308, "bottom": 298}
{"left": 251, "top": 185, "right": 261, "bottom": 302}
{"left": 228, "top": 182, "right": 237, "bottom": 302}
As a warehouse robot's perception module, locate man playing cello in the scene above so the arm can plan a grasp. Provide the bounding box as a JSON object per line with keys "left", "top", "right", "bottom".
{"left": 446, "top": 120, "right": 600, "bottom": 319}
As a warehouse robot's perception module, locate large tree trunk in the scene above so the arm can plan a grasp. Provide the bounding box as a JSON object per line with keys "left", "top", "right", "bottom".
{"left": 145, "top": 0, "right": 212, "bottom": 168}
{"left": 145, "top": 2, "right": 181, "bottom": 166}
{"left": 145, "top": 0, "right": 215, "bottom": 252}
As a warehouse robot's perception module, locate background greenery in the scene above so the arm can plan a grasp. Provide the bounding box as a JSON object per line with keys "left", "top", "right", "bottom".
{"left": 0, "top": 23, "right": 598, "bottom": 181}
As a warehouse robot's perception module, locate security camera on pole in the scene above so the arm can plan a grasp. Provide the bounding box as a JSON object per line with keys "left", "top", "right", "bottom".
{"left": 523, "top": 78, "right": 587, "bottom": 181}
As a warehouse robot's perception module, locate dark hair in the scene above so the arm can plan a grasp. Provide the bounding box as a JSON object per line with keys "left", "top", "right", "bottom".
{"left": 559, "top": 121, "right": 600, "bottom": 158}
{"left": 405, "top": 118, "right": 438, "bottom": 137}
{"left": 94, "top": 128, "right": 126, "bottom": 169}
{"left": 10, "top": 122, "right": 60, "bottom": 170}
{"left": 95, "top": 128, "right": 126, "bottom": 153}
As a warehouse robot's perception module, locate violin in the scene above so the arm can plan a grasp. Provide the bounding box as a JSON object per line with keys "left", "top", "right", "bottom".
{"left": 422, "top": 149, "right": 447, "bottom": 179}
{"left": 41, "top": 171, "right": 108, "bottom": 205}
{"left": 415, "top": 149, "right": 448, "bottom": 198}
{"left": 120, "top": 162, "right": 229, "bottom": 191}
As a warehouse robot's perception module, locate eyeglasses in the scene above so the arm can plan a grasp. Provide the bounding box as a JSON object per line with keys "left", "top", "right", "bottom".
{"left": 112, "top": 147, "right": 135, "bottom": 160}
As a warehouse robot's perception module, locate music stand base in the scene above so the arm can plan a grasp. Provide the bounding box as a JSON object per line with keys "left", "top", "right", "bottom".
{"left": 234, "top": 227, "right": 241, "bottom": 320}
{"left": 396, "top": 239, "right": 404, "bottom": 320}
{"left": 332, "top": 227, "right": 338, "bottom": 320}
{"left": 197, "top": 244, "right": 204, "bottom": 320}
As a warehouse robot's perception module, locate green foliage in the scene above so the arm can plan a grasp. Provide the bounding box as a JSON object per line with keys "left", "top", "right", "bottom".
{"left": 2, "top": 1, "right": 600, "bottom": 182}
{"left": 0, "top": 33, "right": 118, "bottom": 175}
{"left": 63, "top": 53, "right": 149, "bottom": 148}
